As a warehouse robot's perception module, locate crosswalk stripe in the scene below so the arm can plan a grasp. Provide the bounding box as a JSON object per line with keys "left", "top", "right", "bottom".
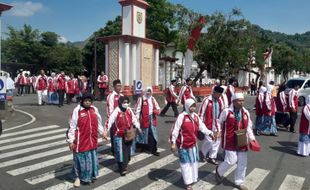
{"left": 93, "top": 153, "right": 178, "bottom": 190}
{"left": 0, "top": 146, "right": 69, "bottom": 168}
{"left": 232, "top": 168, "right": 270, "bottom": 190}
{"left": 0, "top": 140, "right": 64, "bottom": 159}
{"left": 0, "top": 128, "right": 66, "bottom": 145}
{"left": 140, "top": 162, "right": 206, "bottom": 190}
{"left": 279, "top": 174, "right": 305, "bottom": 190}
{"left": 193, "top": 165, "right": 237, "bottom": 189}
{"left": 25, "top": 154, "right": 115, "bottom": 185}
{"left": 6, "top": 145, "right": 110, "bottom": 176}
{"left": 44, "top": 148, "right": 165, "bottom": 190}
{"left": 0, "top": 134, "right": 64, "bottom": 151}
{"left": 1, "top": 125, "right": 60, "bottom": 138}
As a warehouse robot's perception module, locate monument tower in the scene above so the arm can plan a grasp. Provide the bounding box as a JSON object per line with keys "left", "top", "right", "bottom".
{"left": 99, "top": 0, "right": 162, "bottom": 96}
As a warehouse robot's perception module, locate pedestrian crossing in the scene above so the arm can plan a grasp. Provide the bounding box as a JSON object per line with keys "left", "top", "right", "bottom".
{"left": 0, "top": 124, "right": 308, "bottom": 190}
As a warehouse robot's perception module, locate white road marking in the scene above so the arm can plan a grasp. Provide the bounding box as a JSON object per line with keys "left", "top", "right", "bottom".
{"left": 0, "top": 128, "right": 66, "bottom": 145}
{"left": 0, "top": 134, "right": 64, "bottom": 151}
{"left": 193, "top": 165, "right": 237, "bottom": 189}
{"left": 3, "top": 108, "right": 36, "bottom": 132}
{"left": 6, "top": 145, "right": 110, "bottom": 176}
{"left": 93, "top": 153, "right": 178, "bottom": 190}
{"left": 232, "top": 168, "right": 270, "bottom": 190}
{"left": 44, "top": 148, "right": 165, "bottom": 190}
{"left": 1, "top": 125, "right": 59, "bottom": 138}
{"left": 0, "top": 140, "right": 65, "bottom": 159}
{"left": 279, "top": 174, "right": 305, "bottom": 190}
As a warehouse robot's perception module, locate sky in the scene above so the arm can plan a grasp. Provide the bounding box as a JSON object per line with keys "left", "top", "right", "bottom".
{"left": 1, "top": 0, "right": 310, "bottom": 42}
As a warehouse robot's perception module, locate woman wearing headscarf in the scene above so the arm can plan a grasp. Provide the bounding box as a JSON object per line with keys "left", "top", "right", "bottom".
{"left": 66, "top": 92, "right": 104, "bottom": 187}
{"left": 255, "top": 86, "right": 266, "bottom": 135}
{"left": 135, "top": 87, "right": 161, "bottom": 156}
{"left": 170, "top": 99, "right": 214, "bottom": 190}
{"left": 297, "top": 95, "right": 310, "bottom": 157}
{"left": 104, "top": 96, "right": 141, "bottom": 176}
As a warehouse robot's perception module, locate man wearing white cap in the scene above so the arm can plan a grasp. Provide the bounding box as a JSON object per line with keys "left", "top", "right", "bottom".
{"left": 215, "top": 93, "right": 256, "bottom": 190}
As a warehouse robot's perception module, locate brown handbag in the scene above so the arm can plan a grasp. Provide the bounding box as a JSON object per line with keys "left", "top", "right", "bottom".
{"left": 122, "top": 113, "right": 135, "bottom": 142}
{"left": 234, "top": 111, "right": 248, "bottom": 148}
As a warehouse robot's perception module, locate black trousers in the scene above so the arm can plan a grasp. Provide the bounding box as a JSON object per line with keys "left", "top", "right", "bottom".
{"left": 0, "top": 119, "right": 2, "bottom": 136}
{"left": 25, "top": 85, "right": 30, "bottom": 94}
{"left": 66, "top": 93, "right": 74, "bottom": 104}
{"left": 18, "top": 85, "right": 24, "bottom": 95}
{"left": 31, "top": 85, "right": 35, "bottom": 93}
{"left": 288, "top": 111, "right": 298, "bottom": 132}
{"left": 136, "top": 129, "right": 157, "bottom": 153}
{"left": 58, "top": 90, "right": 65, "bottom": 106}
{"left": 116, "top": 139, "right": 132, "bottom": 173}
{"left": 99, "top": 88, "right": 106, "bottom": 101}
{"left": 148, "top": 129, "right": 157, "bottom": 153}
{"left": 160, "top": 102, "right": 179, "bottom": 117}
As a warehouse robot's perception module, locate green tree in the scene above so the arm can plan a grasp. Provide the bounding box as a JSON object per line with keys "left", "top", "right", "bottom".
{"left": 41, "top": 32, "right": 59, "bottom": 47}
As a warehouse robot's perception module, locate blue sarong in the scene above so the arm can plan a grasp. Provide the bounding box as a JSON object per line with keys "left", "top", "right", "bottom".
{"left": 136, "top": 115, "right": 158, "bottom": 144}
{"left": 72, "top": 149, "right": 99, "bottom": 182}
{"left": 178, "top": 144, "right": 199, "bottom": 164}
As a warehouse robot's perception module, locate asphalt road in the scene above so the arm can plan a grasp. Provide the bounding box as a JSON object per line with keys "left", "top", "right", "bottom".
{"left": 0, "top": 94, "right": 309, "bottom": 190}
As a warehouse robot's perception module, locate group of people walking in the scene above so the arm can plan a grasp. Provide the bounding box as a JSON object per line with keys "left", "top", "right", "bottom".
{"left": 66, "top": 76, "right": 259, "bottom": 190}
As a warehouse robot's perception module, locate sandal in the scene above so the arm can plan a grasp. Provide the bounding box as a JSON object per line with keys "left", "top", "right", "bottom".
{"left": 186, "top": 185, "right": 193, "bottom": 190}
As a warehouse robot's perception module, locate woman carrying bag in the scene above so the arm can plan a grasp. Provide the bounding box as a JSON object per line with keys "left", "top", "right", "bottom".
{"left": 104, "top": 96, "right": 141, "bottom": 176}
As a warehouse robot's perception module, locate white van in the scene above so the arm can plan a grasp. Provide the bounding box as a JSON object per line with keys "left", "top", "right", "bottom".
{"left": 286, "top": 77, "right": 310, "bottom": 106}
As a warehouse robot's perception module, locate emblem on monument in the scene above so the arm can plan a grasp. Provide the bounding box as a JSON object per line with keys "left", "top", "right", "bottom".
{"left": 137, "top": 11, "right": 143, "bottom": 24}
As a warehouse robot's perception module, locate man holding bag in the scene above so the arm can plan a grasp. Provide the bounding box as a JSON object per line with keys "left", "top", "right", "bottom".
{"left": 215, "top": 93, "right": 256, "bottom": 190}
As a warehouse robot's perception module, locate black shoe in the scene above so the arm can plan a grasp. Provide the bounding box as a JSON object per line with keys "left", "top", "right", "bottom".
{"left": 255, "top": 129, "right": 260, "bottom": 136}
{"left": 208, "top": 158, "right": 219, "bottom": 165}
{"left": 120, "top": 170, "right": 127, "bottom": 176}
{"left": 270, "top": 133, "right": 278, "bottom": 136}
{"left": 152, "top": 152, "right": 160, "bottom": 156}
{"left": 290, "top": 130, "right": 296, "bottom": 133}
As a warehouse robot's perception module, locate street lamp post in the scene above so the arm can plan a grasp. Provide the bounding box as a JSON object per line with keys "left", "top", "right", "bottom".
{"left": 0, "top": 3, "right": 13, "bottom": 72}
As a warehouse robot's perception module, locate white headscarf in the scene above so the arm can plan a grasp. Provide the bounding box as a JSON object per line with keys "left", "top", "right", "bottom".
{"left": 184, "top": 98, "right": 196, "bottom": 113}
{"left": 267, "top": 84, "right": 273, "bottom": 94}
{"left": 259, "top": 86, "right": 267, "bottom": 94}
{"left": 232, "top": 92, "right": 244, "bottom": 101}
{"left": 306, "top": 95, "right": 310, "bottom": 105}
{"left": 144, "top": 86, "right": 153, "bottom": 99}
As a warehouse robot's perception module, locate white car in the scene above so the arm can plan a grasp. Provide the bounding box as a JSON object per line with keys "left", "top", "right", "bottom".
{"left": 286, "top": 77, "right": 310, "bottom": 106}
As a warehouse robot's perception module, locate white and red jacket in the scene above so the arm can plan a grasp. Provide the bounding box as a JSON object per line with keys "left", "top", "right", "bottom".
{"left": 106, "top": 91, "right": 123, "bottom": 117}
{"left": 105, "top": 107, "right": 140, "bottom": 137}
{"left": 178, "top": 85, "right": 195, "bottom": 105}
{"left": 66, "top": 78, "right": 77, "bottom": 94}
{"left": 56, "top": 74, "right": 66, "bottom": 90}
{"left": 299, "top": 105, "right": 310, "bottom": 135}
{"left": 67, "top": 105, "right": 104, "bottom": 153}
{"left": 47, "top": 77, "right": 56, "bottom": 92}
{"left": 26, "top": 77, "right": 31, "bottom": 86}
{"left": 170, "top": 112, "right": 213, "bottom": 149}
{"left": 276, "top": 91, "right": 288, "bottom": 112}
{"left": 135, "top": 96, "right": 160, "bottom": 128}
{"left": 255, "top": 93, "right": 264, "bottom": 116}
{"left": 166, "top": 84, "right": 178, "bottom": 103}
{"left": 35, "top": 75, "right": 47, "bottom": 91}
{"left": 226, "top": 85, "right": 236, "bottom": 106}
{"left": 198, "top": 95, "right": 223, "bottom": 132}
{"left": 17, "top": 74, "right": 26, "bottom": 85}
{"left": 97, "top": 75, "right": 108, "bottom": 89}
{"left": 265, "top": 92, "right": 276, "bottom": 116}
{"left": 288, "top": 88, "right": 298, "bottom": 112}
{"left": 217, "top": 105, "right": 255, "bottom": 151}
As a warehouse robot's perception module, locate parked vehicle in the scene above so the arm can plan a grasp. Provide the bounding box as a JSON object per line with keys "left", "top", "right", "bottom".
{"left": 286, "top": 77, "right": 310, "bottom": 106}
